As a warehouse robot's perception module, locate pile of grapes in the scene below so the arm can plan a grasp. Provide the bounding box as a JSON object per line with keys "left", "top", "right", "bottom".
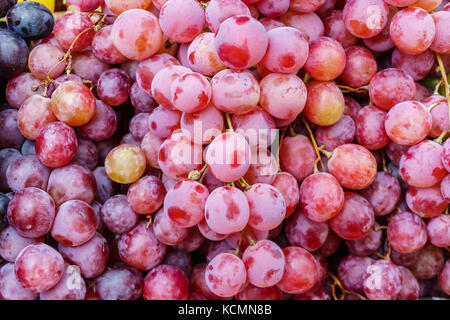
{"left": 0, "top": 0, "right": 449, "bottom": 301}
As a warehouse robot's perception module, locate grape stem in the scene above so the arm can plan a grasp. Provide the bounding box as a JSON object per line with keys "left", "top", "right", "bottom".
{"left": 188, "top": 164, "right": 208, "bottom": 181}
{"left": 244, "top": 230, "right": 256, "bottom": 246}
{"left": 436, "top": 54, "right": 450, "bottom": 129}
{"left": 225, "top": 113, "right": 234, "bottom": 132}
{"left": 381, "top": 149, "right": 391, "bottom": 174}
{"left": 337, "top": 85, "right": 369, "bottom": 94}
{"left": 239, "top": 177, "right": 251, "bottom": 191}
{"left": 301, "top": 116, "right": 325, "bottom": 173}
{"left": 145, "top": 215, "right": 152, "bottom": 228}
{"left": 234, "top": 232, "right": 244, "bottom": 256}
{"left": 373, "top": 225, "right": 387, "bottom": 232}
{"left": 276, "top": 126, "right": 287, "bottom": 172}
{"left": 434, "top": 79, "right": 443, "bottom": 95}
{"left": 303, "top": 73, "right": 311, "bottom": 85}
{"left": 444, "top": 207, "right": 448, "bottom": 216}
{"left": 427, "top": 98, "right": 447, "bottom": 111}
{"left": 434, "top": 131, "right": 448, "bottom": 145}
{"left": 375, "top": 242, "right": 392, "bottom": 261}
{"left": 328, "top": 272, "right": 366, "bottom": 300}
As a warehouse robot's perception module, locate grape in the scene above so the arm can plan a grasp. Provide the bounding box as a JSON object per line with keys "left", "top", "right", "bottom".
{"left": 100, "top": 195, "right": 136, "bottom": 234}
{"left": 399, "top": 141, "right": 447, "bottom": 188}
{"left": 205, "top": 186, "right": 249, "bottom": 235}
{"left": 47, "top": 164, "right": 96, "bottom": 206}
{"left": 130, "top": 82, "right": 158, "bottom": 113}
{"left": 59, "top": 233, "right": 109, "bottom": 278}
{"left": 79, "top": 100, "right": 117, "bottom": 142}
{"left": 361, "top": 172, "right": 401, "bottom": 216}
{"left": 126, "top": 175, "right": 166, "bottom": 215}
{"left": 330, "top": 192, "right": 375, "bottom": 240}
{"left": 343, "top": 96, "right": 361, "bottom": 121}
{"left": 245, "top": 184, "right": 286, "bottom": 231}
{"left": 191, "top": 263, "right": 229, "bottom": 300}
{"left": 71, "top": 50, "right": 109, "bottom": 83}
{"left": 293, "top": 285, "right": 330, "bottom": 300}
{"left": 54, "top": 13, "right": 94, "bottom": 52}
{"left": 0, "top": 148, "right": 21, "bottom": 192}
{"left": 410, "top": 0, "right": 442, "bottom": 11}
{"left": 111, "top": 9, "right": 163, "bottom": 61}
{"left": 304, "top": 37, "right": 346, "bottom": 81}
{"left": 5, "top": 73, "right": 43, "bottom": 109}
{"left": 243, "top": 150, "right": 278, "bottom": 185}
{"left": 0, "top": 0, "right": 15, "bottom": 18}
{"left": 129, "top": 113, "right": 150, "bottom": 141}
{"left": 387, "top": 211, "right": 427, "bottom": 254}
{"left": 286, "top": 209, "right": 329, "bottom": 251}
{"left": 397, "top": 266, "right": 419, "bottom": 301}
{"left": 323, "top": 10, "right": 358, "bottom": 49}
{"left": 147, "top": 107, "right": 180, "bottom": 140}
{"left": 170, "top": 72, "right": 211, "bottom": 113}
{"left": 67, "top": 0, "right": 104, "bottom": 12}
{"left": 280, "top": 11, "right": 324, "bottom": 43}
{"left": 91, "top": 25, "right": 126, "bottom": 65}
{"left": 92, "top": 168, "right": 116, "bottom": 205}
{"left": 236, "top": 284, "right": 282, "bottom": 300}
{"left": 137, "top": 54, "right": 180, "bottom": 96}
{"left": 158, "top": 132, "right": 203, "bottom": 180}
{"left": 187, "top": 32, "right": 226, "bottom": 76}
{"left": 15, "top": 243, "right": 64, "bottom": 293}
{"left": 242, "top": 240, "right": 285, "bottom": 288}
{"left": 0, "top": 226, "right": 38, "bottom": 262}
{"left": 97, "top": 69, "right": 131, "bottom": 106}
{"left": 317, "top": 230, "right": 341, "bottom": 258}
{"left": 105, "top": 0, "right": 151, "bottom": 14}
{"left": 93, "top": 262, "right": 143, "bottom": 300}
{"left": 328, "top": 144, "right": 377, "bottom": 190}
{"left": 300, "top": 172, "right": 344, "bottom": 223}
{"left": 362, "top": 6, "right": 397, "bottom": 52}
{"left": 152, "top": 208, "right": 189, "bottom": 246}
{"left": 316, "top": 115, "right": 355, "bottom": 151}
{"left": 355, "top": 106, "right": 389, "bottom": 150}
{"left": 164, "top": 180, "right": 208, "bottom": 228}
{"left": 151, "top": 66, "right": 189, "bottom": 110}
{"left": 254, "top": 0, "right": 287, "bottom": 17}
{"left": 392, "top": 49, "right": 435, "bottom": 81}
{"left": 0, "top": 109, "right": 24, "bottom": 150}
{"left": 443, "top": 139, "right": 450, "bottom": 172}
{"left": 17, "top": 96, "right": 54, "bottom": 141}
{"left": 369, "top": 68, "right": 416, "bottom": 111}
{"left": 118, "top": 221, "right": 166, "bottom": 271}
{"left": 205, "top": 253, "right": 247, "bottom": 297}
{"left": 345, "top": 224, "right": 382, "bottom": 256}
{"left": 438, "top": 261, "right": 450, "bottom": 295}
{"left": 430, "top": 11, "right": 450, "bottom": 54}
{"left": 427, "top": 214, "right": 450, "bottom": 248}
{"left": 205, "top": 0, "right": 251, "bottom": 33}
{"left": 159, "top": 0, "right": 204, "bottom": 43}
{"left": 210, "top": 69, "right": 260, "bottom": 115}
{"left": 175, "top": 227, "right": 205, "bottom": 253}
{"left": 276, "top": 246, "right": 318, "bottom": 294}
{"left": 341, "top": 46, "right": 377, "bottom": 87}
{"left": 342, "top": 0, "right": 389, "bottom": 38}
{"left": 0, "top": 263, "right": 37, "bottom": 300}
{"left": 337, "top": 255, "right": 372, "bottom": 292}
{"left": 406, "top": 185, "right": 448, "bottom": 219}
{"left": 214, "top": 15, "right": 268, "bottom": 70}
{"left": 163, "top": 248, "right": 193, "bottom": 276}
{"left": 181, "top": 104, "right": 224, "bottom": 145}
{"left": 440, "top": 174, "right": 450, "bottom": 202}
{"left": 198, "top": 219, "right": 228, "bottom": 241}
{"left": 390, "top": 7, "right": 435, "bottom": 55}
{"left": 410, "top": 244, "right": 445, "bottom": 280}
{"left": 7, "top": 187, "right": 55, "bottom": 238}
{"left": 205, "top": 132, "right": 250, "bottom": 183}
{"left": 40, "top": 264, "right": 86, "bottom": 300}
{"left": 6, "top": 1, "right": 54, "bottom": 40}
{"left": 304, "top": 80, "right": 344, "bottom": 126}
{"left": 6, "top": 155, "right": 51, "bottom": 192}
{"left": 363, "top": 260, "right": 402, "bottom": 300}
{"left": 105, "top": 144, "right": 147, "bottom": 184}
{"left": 422, "top": 95, "right": 449, "bottom": 139}
{"left": 259, "top": 17, "right": 285, "bottom": 31}
{"left": 261, "top": 73, "right": 307, "bottom": 120}
{"left": 47, "top": 74, "right": 83, "bottom": 99}
{"left": 0, "top": 29, "right": 29, "bottom": 79}
{"left": 279, "top": 135, "right": 315, "bottom": 182}
{"left": 28, "top": 44, "right": 65, "bottom": 80}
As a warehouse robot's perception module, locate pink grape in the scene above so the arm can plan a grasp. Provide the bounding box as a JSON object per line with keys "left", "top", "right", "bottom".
{"left": 340, "top": 46, "right": 377, "bottom": 87}
{"left": 355, "top": 106, "right": 389, "bottom": 150}
{"left": 343, "top": 96, "right": 361, "bottom": 121}
{"left": 180, "top": 104, "right": 224, "bottom": 145}
{"left": 152, "top": 208, "right": 189, "bottom": 246}
{"left": 280, "top": 11, "right": 324, "bottom": 43}
{"left": 210, "top": 69, "right": 260, "bottom": 115}
{"left": 304, "top": 80, "right": 344, "bottom": 126}
{"left": 67, "top": 0, "right": 104, "bottom": 11}
{"left": 391, "top": 49, "right": 435, "bottom": 81}
{"left": 175, "top": 227, "right": 205, "bottom": 253}
{"left": 129, "top": 113, "right": 151, "bottom": 141}
{"left": 276, "top": 246, "right": 318, "bottom": 294}
{"left": 71, "top": 50, "right": 109, "bottom": 83}
{"left": 441, "top": 174, "right": 450, "bottom": 202}
{"left": 323, "top": 10, "right": 358, "bottom": 48}
{"left": 118, "top": 221, "right": 166, "bottom": 271}
{"left": 6, "top": 155, "right": 51, "bottom": 193}
{"left": 0, "top": 149, "right": 22, "bottom": 192}
{"left": 345, "top": 225, "right": 383, "bottom": 256}
{"left": 363, "top": 6, "right": 398, "bottom": 52}
{"left": 271, "top": 172, "right": 300, "bottom": 218}
{"left": 397, "top": 266, "right": 420, "bottom": 300}
{"left": 170, "top": 72, "right": 212, "bottom": 113}
{"left": 54, "top": 13, "right": 95, "bottom": 52}
{"left": 242, "top": 240, "right": 285, "bottom": 288}
{"left": 438, "top": 261, "right": 450, "bottom": 295}
{"left": 406, "top": 185, "right": 448, "bottom": 219}
{"left": 259, "top": 17, "right": 285, "bottom": 31}
{"left": 111, "top": 9, "right": 163, "bottom": 60}
{"left": 427, "top": 214, "right": 450, "bottom": 248}
{"left": 127, "top": 175, "right": 166, "bottom": 215}
{"left": 15, "top": 243, "right": 64, "bottom": 293}
{"left": 243, "top": 150, "right": 278, "bottom": 185}
{"left": 197, "top": 219, "right": 228, "bottom": 241}
{"left": 7, "top": 187, "right": 55, "bottom": 238}
{"left": 369, "top": 68, "right": 416, "bottom": 111}
{"left": 93, "top": 263, "right": 143, "bottom": 300}
{"left": 141, "top": 132, "right": 164, "bottom": 169}
{"left": 148, "top": 106, "right": 181, "bottom": 139}
{"left": 315, "top": 115, "right": 355, "bottom": 151}
{"left": 422, "top": 95, "right": 449, "bottom": 139}
{"left": 189, "top": 264, "right": 225, "bottom": 300}
{"left": 58, "top": 233, "right": 109, "bottom": 278}
{"left": 280, "top": 135, "right": 315, "bottom": 182}
{"left": 78, "top": 100, "right": 118, "bottom": 142}
{"left": 151, "top": 65, "right": 190, "bottom": 109}
{"left": 363, "top": 260, "right": 402, "bottom": 300}
{"left": 5, "top": 73, "right": 43, "bottom": 109}
{"left": 337, "top": 255, "right": 372, "bottom": 292}
{"left": 329, "top": 192, "right": 375, "bottom": 241}
{"left": 361, "top": 172, "right": 401, "bottom": 216}
{"left": 286, "top": 209, "right": 329, "bottom": 252}
{"left": 187, "top": 32, "right": 226, "bottom": 76}
{"left": 0, "top": 226, "right": 39, "bottom": 262}
{"left": 214, "top": 15, "right": 268, "bottom": 69}
{"left": 0, "top": 263, "right": 37, "bottom": 300}
{"left": 399, "top": 140, "right": 447, "bottom": 188}
{"left": 97, "top": 69, "right": 131, "bottom": 106}
{"left": 28, "top": 44, "right": 66, "bottom": 80}
{"left": 387, "top": 211, "right": 427, "bottom": 254}
{"left": 17, "top": 96, "right": 57, "bottom": 141}
{"left": 204, "top": 186, "right": 249, "bottom": 235}
{"left": 410, "top": 244, "right": 444, "bottom": 280}
{"left": 300, "top": 172, "right": 345, "bottom": 222}
{"left": 443, "top": 139, "right": 450, "bottom": 172}
{"left": 92, "top": 25, "right": 126, "bottom": 65}
{"left": 390, "top": 7, "right": 435, "bottom": 55}
{"left": 256, "top": 0, "right": 289, "bottom": 18}
{"left": 100, "top": 195, "right": 138, "bottom": 234}
{"left": 105, "top": 0, "right": 151, "bottom": 14}
{"left": 205, "top": 253, "right": 247, "bottom": 297}
{"left": 342, "top": 0, "right": 389, "bottom": 38}
{"left": 430, "top": 11, "right": 450, "bottom": 54}
{"left": 143, "top": 264, "right": 189, "bottom": 300}
{"left": 40, "top": 264, "right": 87, "bottom": 300}
{"left": 130, "top": 82, "right": 158, "bottom": 113}
{"left": 205, "top": 0, "right": 251, "bottom": 33}
{"left": 232, "top": 107, "right": 276, "bottom": 148}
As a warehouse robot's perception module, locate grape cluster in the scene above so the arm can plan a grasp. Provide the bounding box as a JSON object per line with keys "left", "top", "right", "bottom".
{"left": 0, "top": 0, "right": 449, "bottom": 301}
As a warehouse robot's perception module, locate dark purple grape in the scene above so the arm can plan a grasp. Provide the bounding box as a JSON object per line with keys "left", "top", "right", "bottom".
{"left": 0, "top": 29, "right": 28, "bottom": 79}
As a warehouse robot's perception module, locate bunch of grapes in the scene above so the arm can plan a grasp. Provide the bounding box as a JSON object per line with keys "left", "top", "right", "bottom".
{"left": 0, "top": 0, "right": 449, "bottom": 301}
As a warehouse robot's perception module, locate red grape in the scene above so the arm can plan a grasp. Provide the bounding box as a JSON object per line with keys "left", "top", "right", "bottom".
{"left": 6, "top": 155, "right": 51, "bottom": 192}
{"left": 363, "top": 259, "right": 402, "bottom": 300}
{"left": 0, "top": 263, "right": 37, "bottom": 300}
{"left": 280, "top": 135, "right": 316, "bottom": 182}
{"left": 342, "top": 0, "right": 389, "bottom": 38}
{"left": 0, "top": 226, "right": 39, "bottom": 262}
{"left": 54, "top": 13, "right": 95, "bottom": 52}
{"left": 406, "top": 185, "right": 448, "bottom": 219}
{"left": 304, "top": 80, "right": 344, "bottom": 126}
{"left": 387, "top": 211, "right": 427, "bottom": 254}
{"left": 338, "top": 255, "right": 372, "bottom": 292}
{"left": 427, "top": 214, "right": 450, "bottom": 248}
